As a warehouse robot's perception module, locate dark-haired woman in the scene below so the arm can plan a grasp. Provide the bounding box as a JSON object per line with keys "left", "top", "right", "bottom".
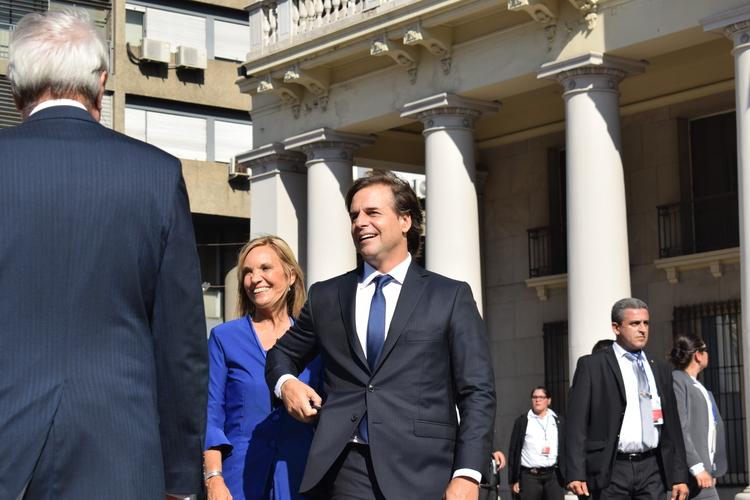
{"left": 670, "top": 335, "right": 727, "bottom": 500}
{"left": 203, "top": 236, "right": 322, "bottom": 500}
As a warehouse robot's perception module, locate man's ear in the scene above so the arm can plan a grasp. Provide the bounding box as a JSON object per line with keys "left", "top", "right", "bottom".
{"left": 400, "top": 213, "right": 412, "bottom": 234}
{"left": 93, "top": 71, "right": 108, "bottom": 121}
{"left": 611, "top": 322, "right": 621, "bottom": 336}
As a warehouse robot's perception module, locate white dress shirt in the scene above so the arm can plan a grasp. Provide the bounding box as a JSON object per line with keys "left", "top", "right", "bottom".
{"left": 520, "top": 409, "right": 558, "bottom": 468}
{"left": 30, "top": 99, "right": 87, "bottom": 115}
{"left": 612, "top": 342, "right": 660, "bottom": 452}
{"left": 689, "top": 375, "right": 717, "bottom": 476}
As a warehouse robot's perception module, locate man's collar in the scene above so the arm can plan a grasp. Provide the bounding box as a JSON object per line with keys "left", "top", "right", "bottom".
{"left": 30, "top": 99, "right": 88, "bottom": 116}
{"left": 612, "top": 341, "right": 645, "bottom": 360}
{"left": 361, "top": 254, "right": 412, "bottom": 286}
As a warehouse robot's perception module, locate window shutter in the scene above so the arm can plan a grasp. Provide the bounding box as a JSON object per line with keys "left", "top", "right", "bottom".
{"left": 145, "top": 7, "right": 205, "bottom": 53}
{"left": 0, "top": 0, "right": 48, "bottom": 25}
{"left": 214, "top": 20, "right": 247, "bottom": 62}
{"left": 99, "top": 91, "right": 113, "bottom": 129}
{"left": 146, "top": 110, "right": 206, "bottom": 161}
{"left": 0, "top": 76, "right": 21, "bottom": 129}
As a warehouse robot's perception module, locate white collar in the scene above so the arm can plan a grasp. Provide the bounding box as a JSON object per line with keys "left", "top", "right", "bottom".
{"left": 612, "top": 341, "right": 645, "bottom": 361}
{"left": 361, "top": 253, "right": 412, "bottom": 287}
{"left": 30, "top": 99, "right": 88, "bottom": 116}
{"left": 527, "top": 409, "right": 557, "bottom": 420}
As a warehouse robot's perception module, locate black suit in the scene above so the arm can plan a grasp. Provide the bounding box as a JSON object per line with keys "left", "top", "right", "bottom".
{"left": 0, "top": 106, "right": 208, "bottom": 499}
{"left": 266, "top": 261, "right": 496, "bottom": 500}
{"left": 565, "top": 347, "right": 688, "bottom": 494}
{"left": 508, "top": 413, "right": 566, "bottom": 489}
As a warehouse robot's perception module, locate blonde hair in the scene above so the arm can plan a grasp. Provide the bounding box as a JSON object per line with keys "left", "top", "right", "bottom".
{"left": 235, "top": 236, "right": 306, "bottom": 318}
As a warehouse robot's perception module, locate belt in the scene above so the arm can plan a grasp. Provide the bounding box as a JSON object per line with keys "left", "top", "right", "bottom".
{"left": 615, "top": 449, "right": 656, "bottom": 461}
{"left": 521, "top": 466, "right": 557, "bottom": 475}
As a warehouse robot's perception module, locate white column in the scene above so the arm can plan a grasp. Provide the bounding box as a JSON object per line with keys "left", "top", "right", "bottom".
{"left": 285, "top": 128, "right": 375, "bottom": 286}
{"left": 401, "top": 93, "right": 499, "bottom": 313}
{"left": 538, "top": 53, "right": 646, "bottom": 370}
{"left": 237, "top": 142, "right": 308, "bottom": 270}
{"left": 703, "top": 7, "right": 750, "bottom": 500}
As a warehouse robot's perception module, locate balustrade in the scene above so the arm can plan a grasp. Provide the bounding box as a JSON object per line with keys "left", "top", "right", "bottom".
{"left": 249, "top": 0, "right": 397, "bottom": 59}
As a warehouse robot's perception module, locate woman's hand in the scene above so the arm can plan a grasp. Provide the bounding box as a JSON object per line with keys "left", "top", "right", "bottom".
{"left": 206, "top": 476, "right": 232, "bottom": 500}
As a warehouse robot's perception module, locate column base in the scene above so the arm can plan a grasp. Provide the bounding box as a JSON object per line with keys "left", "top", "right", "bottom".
{"left": 734, "top": 486, "right": 750, "bottom": 500}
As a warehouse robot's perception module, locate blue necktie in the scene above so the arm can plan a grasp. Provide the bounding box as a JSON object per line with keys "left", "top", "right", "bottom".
{"left": 624, "top": 351, "right": 657, "bottom": 448}
{"left": 358, "top": 274, "right": 393, "bottom": 443}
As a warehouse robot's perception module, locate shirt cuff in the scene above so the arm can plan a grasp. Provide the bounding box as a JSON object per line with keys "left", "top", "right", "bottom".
{"left": 452, "top": 468, "right": 483, "bottom": 484}
{"left": 274, "top": 374, "right": 297, "bottom": 398}
{"left": 689, "top": 463, "right": 706, "bottom": 476}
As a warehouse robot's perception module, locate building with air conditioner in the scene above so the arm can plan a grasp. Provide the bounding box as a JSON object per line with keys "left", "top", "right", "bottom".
{"left": 1, "top": 0, "right": 253, "bottom": 332}
{"left": 234, "top": 0, "right": 750, "bottom": 496}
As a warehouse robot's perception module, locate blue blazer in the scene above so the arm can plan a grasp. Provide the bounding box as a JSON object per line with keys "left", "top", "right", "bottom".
{"left": 0, "top": 106, "right": 208, "bottom": 499}
{"left": 206, "top": 316, "right": 322, "bottom": 500}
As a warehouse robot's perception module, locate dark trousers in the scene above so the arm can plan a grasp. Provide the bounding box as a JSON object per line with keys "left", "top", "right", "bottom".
{"left": 519, "top": 469, "right": 563, "bottom": 500}
{"left": 307, "top": 444, "right": 386, "bottom": 500}
{"left": 592, "top": 455, "right": 663, "bottom": 500}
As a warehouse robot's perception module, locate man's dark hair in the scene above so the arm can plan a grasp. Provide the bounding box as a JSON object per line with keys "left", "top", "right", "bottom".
{"left": 345, "top": 170, "right": 423, "bottom": 257}
{"left": 611, "top": 297, "right": 649, "bottom": 324}
{"left": 591, "top": 339, "right": 614, "bottom": 354}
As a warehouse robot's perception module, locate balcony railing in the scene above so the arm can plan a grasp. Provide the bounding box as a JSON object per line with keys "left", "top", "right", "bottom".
{"left": 657, "top": 193, "right": 739, "bottom": 258}
{"left": 527, "top": 225, "right": 567, "bottom": 278}
{"left": 248, "top": 0, "right": 405, "bottom": 59}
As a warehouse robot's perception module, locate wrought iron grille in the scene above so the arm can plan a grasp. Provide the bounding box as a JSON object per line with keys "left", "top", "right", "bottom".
{"left": 543, "top": 321, "right": 568, "bottom": 418}
{"left": 673, "top": 300, "right": 747, "bottom": 486}
{"left": 528, "top": 225, "right": 566, "bottom": 278}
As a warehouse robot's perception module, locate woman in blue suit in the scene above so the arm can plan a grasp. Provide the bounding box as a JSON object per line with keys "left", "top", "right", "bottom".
{"left": 204, "top": 236, "right": 322, "bottom": 500}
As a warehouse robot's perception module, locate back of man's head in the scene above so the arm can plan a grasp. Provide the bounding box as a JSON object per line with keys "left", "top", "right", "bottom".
{"left": 8, "top": 9, "right": 109, "bottom": 115}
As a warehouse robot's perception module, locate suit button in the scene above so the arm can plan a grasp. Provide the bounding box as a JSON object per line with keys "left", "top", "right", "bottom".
{"left": 368, "top": 384, "right": 375, "bottom": 392}
{"left": 351, "top": 414, "right": 358, "bottom": 422}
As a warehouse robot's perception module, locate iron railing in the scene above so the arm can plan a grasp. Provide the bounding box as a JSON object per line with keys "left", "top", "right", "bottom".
{"left": 673, "top": 300, "right": 747, "bottom": 486}
{"left": 527, "top": 225, "right": 566, "bottom": 278}
{"left": 543, "top": 321, "right": 568, "bottom": 418}
{"left": 657, "top": 193, "right": 739, "bottom": 258}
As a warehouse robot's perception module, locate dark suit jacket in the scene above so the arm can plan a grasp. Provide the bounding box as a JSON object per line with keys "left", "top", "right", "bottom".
{"left": 565, "top": 346, "right": 689, "bottom": 491}
{"left": 0, "top": 106, "right": 208, "bottom": 499}
{"left": 266, "top": 261, "right": 496, "bottom": 500}
{"left": 508, "top": 412, "right": 566, "bottom": 487}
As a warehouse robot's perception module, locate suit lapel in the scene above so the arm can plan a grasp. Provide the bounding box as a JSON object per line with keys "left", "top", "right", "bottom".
{"left": 339, "top": 268, "right": 369, "bottom": 372}
{"left": 605, "top": 347, "right": 627, "bottom": 404}
{"left": 372, "top": 262, "right": 428, "bottom": 373}
{"left": 644, "top": 350, "right": 663, "bottom": 395}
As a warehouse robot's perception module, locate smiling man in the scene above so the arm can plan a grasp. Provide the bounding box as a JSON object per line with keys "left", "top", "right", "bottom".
{"left": 265, "top": 170, "right": 496, "bottom": 500}
{"left": 565, "top": 298, "right": 689, "bottom": 500}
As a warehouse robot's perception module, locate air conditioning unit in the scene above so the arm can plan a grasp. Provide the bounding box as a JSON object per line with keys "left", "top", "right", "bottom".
{"left": 176, "top": 46, "right": 207, "bottom": 70}
{"left": 140, "top": 38, "right": 170, "bottom": 64}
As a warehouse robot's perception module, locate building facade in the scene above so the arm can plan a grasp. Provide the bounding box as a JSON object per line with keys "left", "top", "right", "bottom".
{"left": 1, "top": 0, "right": 253, "bottom": 331}
{"left": 236, "top": 0, "right": 750, "bottom": 496}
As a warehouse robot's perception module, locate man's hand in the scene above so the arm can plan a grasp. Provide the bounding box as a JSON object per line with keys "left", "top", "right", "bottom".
{"left": 695, "top": 471, "right": 712, "bottom": 489}
{"left": 512, "top": 482, "right": 521, "bottom": 494}
{"left": 444, "top": 476, "right": 479, "bottom": 500}
{"left": 280, "top": 378, "right": 322, "bottom": 423}
{"left": 568, "top": 480, "right": 590, "bottom": 496}
{"left": 492, "top": 451, "right": 507, "bottom": 471}
{"left": 671, "top": 483, "right": 689, "bottom": 500}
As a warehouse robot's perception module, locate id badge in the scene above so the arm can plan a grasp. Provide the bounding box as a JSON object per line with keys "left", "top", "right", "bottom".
{"left": 541, "top": 442, "right": 551, "bottom": 455}
{"left": 651, "top": 396, "right": 664, "bottom": 425}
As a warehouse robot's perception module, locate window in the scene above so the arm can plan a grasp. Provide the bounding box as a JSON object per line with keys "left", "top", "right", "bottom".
{"left": 673, "top": 300, "right": 747, "bottom": 486}
{"left": 658, "top": 113, "right": 739, "bottom": 257}
{"left": 543, "top": 321, "right": 568, "bottom": 417}
{"left": 125, "top": 2, "right": 248, "bottom": 62}
{"left": 124, "top": 99, "right": 252, "bottom": 163}
{"left": 0, "top": 75, "right": 21, "bottom": 129}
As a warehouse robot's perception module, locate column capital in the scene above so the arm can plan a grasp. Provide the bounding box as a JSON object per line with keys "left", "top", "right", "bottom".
{"left": 702, "top": 5, "right": 750, "bottom": 43}
{"left": 284, "top": 127, "right": 376, "bottom": 163}
{"left": 538, "top": 52, "right": 647, "bottom": 95}
{"left": 235, "top": 142, "right": 307, "bottom": 181}
{"left": 401, "top": 92, "right": 500, "bottom": 132}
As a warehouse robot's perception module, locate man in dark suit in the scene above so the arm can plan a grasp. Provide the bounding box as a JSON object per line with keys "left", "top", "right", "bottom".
{"left": 265, "top": 170, "right": 496, "bottom": 500}
{"left": 0, "top": 10, "right": 208, "bottom": 499}
{"left": 566, "top": 298, "right": 689, "bottom": 500}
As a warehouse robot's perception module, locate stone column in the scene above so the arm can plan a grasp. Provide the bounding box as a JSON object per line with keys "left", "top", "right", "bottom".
{"left": 702, "top": 7, "right": 750, "bottom": 500}
{"left": 538, "top": 53, "right": 646, "bottom": 371}
{"left": 285, "top": 128, "right": 375, "bottom": 286}
{"left": 401, "top": 93, "right": 499, "bottom": 313}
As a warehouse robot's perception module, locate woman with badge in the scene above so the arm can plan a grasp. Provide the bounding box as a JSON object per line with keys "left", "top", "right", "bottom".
{"left": 670, "top": 335, "right": 727, "bottom": 500}
{"left": 203, "top": 236, "right": 322, "bottom": 500}
{"left": 508, "top": 387, "right": 566, "bottom": 500}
